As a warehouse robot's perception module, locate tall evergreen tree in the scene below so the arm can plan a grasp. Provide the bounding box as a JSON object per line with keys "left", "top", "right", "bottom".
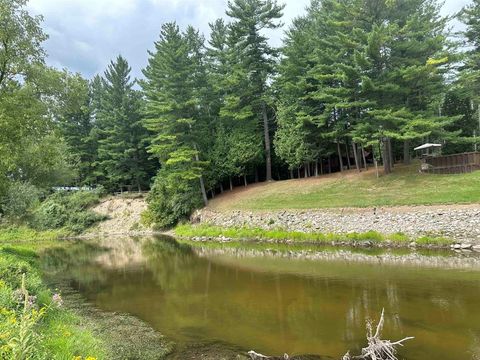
{"left": 94, "top": 55, "right": 152, "bottom": 191}
{"left": 56, "top": 71, "right": 97, "bottom": 185}
{"left": 275, "top": 9, "right": 323, "bottom": 174}
{"left": 224, "top": 0, "right": 284, "bottom": 181}
{"left": 141, "top": 22, "right": 209, "bottom": 226}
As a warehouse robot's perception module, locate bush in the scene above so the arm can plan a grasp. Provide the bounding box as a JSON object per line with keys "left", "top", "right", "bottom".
{"left": 1, "top": 182, "right": 41, "bottom": 222}
{"left": 145, "top": 174, "right": 203, "bottom": 229}
{"left": 32, "top": 200, "right": 68, "bottom": 230}
{"left": 32, "top": 191, "right": 105, "bottom": 234}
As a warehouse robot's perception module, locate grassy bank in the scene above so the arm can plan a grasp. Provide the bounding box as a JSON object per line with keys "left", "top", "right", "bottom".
{"left": 0, "top": 234, "right": 106, "bottom": 359}
{"left": 175, "top": 224, "right": 453, "bottom": 247}
{"left": 0, "top": 226, "right": 66, "bottom": 244}
{"left": 208, "top": 164, "right": 480, "bottom": 211}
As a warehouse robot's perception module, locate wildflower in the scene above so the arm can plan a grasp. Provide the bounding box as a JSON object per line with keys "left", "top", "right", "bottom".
{"left": 12, "top": 289, "right": 23, "bottom": 303}
{"left": 27, "top": 295, "right": 38, "bottom": 310}
{"left": 52, "top": 293, "right": 63, "bottom": 307}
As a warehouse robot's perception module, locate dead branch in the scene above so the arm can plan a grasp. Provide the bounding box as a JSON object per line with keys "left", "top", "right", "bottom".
{"left": 344, "top": 308, "right": 414, "bottom": 360}
{"left": 248, "top": 350, "right": 289, "bottom": 360}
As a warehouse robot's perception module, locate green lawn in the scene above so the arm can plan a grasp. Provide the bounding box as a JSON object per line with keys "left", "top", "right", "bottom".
{"left": 208, "top": 164, "right": 480, "bottom": 210}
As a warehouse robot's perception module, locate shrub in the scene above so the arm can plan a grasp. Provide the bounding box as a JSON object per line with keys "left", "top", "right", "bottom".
{"left": 1, "top": 182, "right": 41, "bottom": 223}
{"left": 32, "top": 200, "right": 68, "bottom": 230}
{"left": 32, "top": 191, "right": 105, "bottom": 234}
{"left": 146, "top": 174, "right": 203, "bottom": 229}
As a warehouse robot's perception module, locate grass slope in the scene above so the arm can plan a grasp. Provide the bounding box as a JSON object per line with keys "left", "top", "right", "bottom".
{"left": 208, "top": 164, "right": 480, "bottom": 211}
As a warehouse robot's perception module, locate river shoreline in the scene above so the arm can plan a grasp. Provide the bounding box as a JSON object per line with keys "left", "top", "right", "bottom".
{"left": 192, "top": 204, "right": 480, "bottom": 246}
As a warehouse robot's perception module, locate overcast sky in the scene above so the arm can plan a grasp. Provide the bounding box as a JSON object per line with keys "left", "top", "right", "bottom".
{"left": 27, "top": 0, "right": 471, "bottom": 80}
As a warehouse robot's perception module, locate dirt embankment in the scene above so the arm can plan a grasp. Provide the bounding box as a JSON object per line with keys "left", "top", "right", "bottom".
{"left": 87, "top": 196, "right": 154, "bottom": 236}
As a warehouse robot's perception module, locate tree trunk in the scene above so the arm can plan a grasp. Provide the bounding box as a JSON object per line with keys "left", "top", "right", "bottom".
{"left": 327, "top": 156, "right": 332, "bottom": 173}
{"left": 320, "top": 160, "right": 324, "bottom": 175}
{"left": 345, "top": 140, "right": 351, "bottom": 169}
{"left": 304, "top": 163, "right": 308, "bottom": 178}
{"left": 361, "top": 145, "right": 368, "bottom": 170}
{"left": 297, "top": 168, "right": 300, "bottom": 178}
{"left": 388, "top": 137, "right": 394, "bottom": 169}
{"left": 229, "top": 177, "right": 233, "bottom": 191}
{"left": 383, "top": 138, "right": 391, "bottom": 174}
{"left": 378, "top": 142, "right": 383, "bottom": 165}
{"left": 243, "top": 174, "right": 247, "bottom": 187}
{"left": 255, "top": 167, "right": 259, "bottom": 183}
{"left": 352, "top": 142, "right": 360, "bottom": 172}
{"left": 289, "top": 169, "right": 293, "bottom": 179}
{"left": 262, "top": 102, "right": 272, "bottom": 181}
{"left": 315, "top": 161, "right": 319, "bottom": 176}
{"left": 337, "top": 141, "right": 344, "bottom": 172}
{"left": 220, "top": 183, "right": 224, "bottom": 194}
{"left": 194, "top": 147, "right": 208, "bottom": 206}
{"left": 403, "top": 140, "right": 410, "bottom": 165}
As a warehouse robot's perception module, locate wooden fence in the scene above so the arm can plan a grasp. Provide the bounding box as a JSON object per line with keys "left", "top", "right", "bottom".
{"left": 422, "top": 152, "right": 480, "bottom": 174}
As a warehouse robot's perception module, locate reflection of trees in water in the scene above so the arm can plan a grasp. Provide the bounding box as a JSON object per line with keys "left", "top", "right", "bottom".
{"left": 41, "top": 237, "right": 480, "bottom": 359}
{"left": 344, "top": 281, "right": 402, "bottom": 344}
{"left": 141, "top": 237, "right": 201, "bottom": 292}
{"left": 41, "top": 242, "right": 110, "bottom": 284}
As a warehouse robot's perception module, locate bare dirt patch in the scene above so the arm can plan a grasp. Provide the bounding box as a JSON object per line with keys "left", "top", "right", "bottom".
{"left": 87, "top": 196, "right": 153, "bottom": 236}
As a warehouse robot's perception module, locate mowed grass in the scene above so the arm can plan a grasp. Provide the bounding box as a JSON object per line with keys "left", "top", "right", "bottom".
{"left": 208, "top": 163, "right": 480, "bottom": 210}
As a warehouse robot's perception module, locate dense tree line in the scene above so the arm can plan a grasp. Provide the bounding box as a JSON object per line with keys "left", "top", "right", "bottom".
{"left": 2, "top": 0, "right": 480, "bottom": 227}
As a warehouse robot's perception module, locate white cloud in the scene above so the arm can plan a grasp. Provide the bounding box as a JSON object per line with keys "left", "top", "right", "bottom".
{"left": 26, "top": 0, "right": 472, "bottom": 79}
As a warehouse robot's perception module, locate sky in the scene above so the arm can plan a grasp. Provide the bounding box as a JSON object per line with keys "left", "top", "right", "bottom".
{"left": 27, "top": 0, "right": 471, "bottom": 80}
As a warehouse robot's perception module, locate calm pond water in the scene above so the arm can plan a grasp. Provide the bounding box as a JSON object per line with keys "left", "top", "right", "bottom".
{"left": 41, "top": 236, "right": 480, "bottom": 359}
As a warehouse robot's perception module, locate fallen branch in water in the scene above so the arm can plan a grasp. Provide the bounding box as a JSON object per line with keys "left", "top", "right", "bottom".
{"left": 248, "top": 350, "right": 289, "bottom": 359}
{"left": 343, "top": 308, "right": 414, "bottom": 360}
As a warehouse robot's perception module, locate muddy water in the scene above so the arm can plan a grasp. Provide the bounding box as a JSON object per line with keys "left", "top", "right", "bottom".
{"left": 41, "top": 237, "right": 480, "bottom": 359}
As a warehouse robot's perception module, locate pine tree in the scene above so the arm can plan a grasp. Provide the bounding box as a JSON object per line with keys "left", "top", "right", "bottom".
{"left": 459, "top": 0, "right": 480, "bottom": 104}
{"left": 141, "top": 22, "right": 209, "bottom": 226}
{"left": 275, "top": 10, "right": 321, "bottom": 173}
{"left": 94, "top": 55, "right": 152, "bottom": 192}
{"left": 56, "top": 71, "right": 98, "bottom": 185}
{"left": 224, "top": 0, "right": 284, "bottom": 181}
{"left": 351, "top": 0, "right": 455, "bottom": 173}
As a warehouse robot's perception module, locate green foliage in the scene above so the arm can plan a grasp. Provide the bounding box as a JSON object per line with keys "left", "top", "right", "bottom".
{"left": 174, "top": 224, "right": 453, "bottom": 246}
{"left": 0, "top": 251, "right": 105, "bottom": 360}
{"left": 0, "top": 0, "right": 47, "bottom": 90}
{"left": 142, "top": 22, "right": 210, "bottom": 221}
{"left": 93, "top": 56, "right": 154, "bottom": 192}
{"left": 458, "top": 0, "right": 480, "bottom": 104}
{"left": 1, "top": 182, "right": 41, "bottom": 223}
{"left": 32, "top": 191, "right": 105, "bottom": 234}
{"left": 0, "top": 227, "right": 62, "bottom": 244}
{"left": 143, "top": 170, "right": 203, "bottom": 229}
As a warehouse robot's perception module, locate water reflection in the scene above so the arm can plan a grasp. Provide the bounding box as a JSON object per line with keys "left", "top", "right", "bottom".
{"left": 42, "top": 236, "right": 480, "bottom": 359}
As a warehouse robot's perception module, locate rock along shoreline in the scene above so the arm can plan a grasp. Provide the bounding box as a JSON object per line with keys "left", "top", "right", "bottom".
{"left": 192, "top": 204, "right": 480, "bottom": 249}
